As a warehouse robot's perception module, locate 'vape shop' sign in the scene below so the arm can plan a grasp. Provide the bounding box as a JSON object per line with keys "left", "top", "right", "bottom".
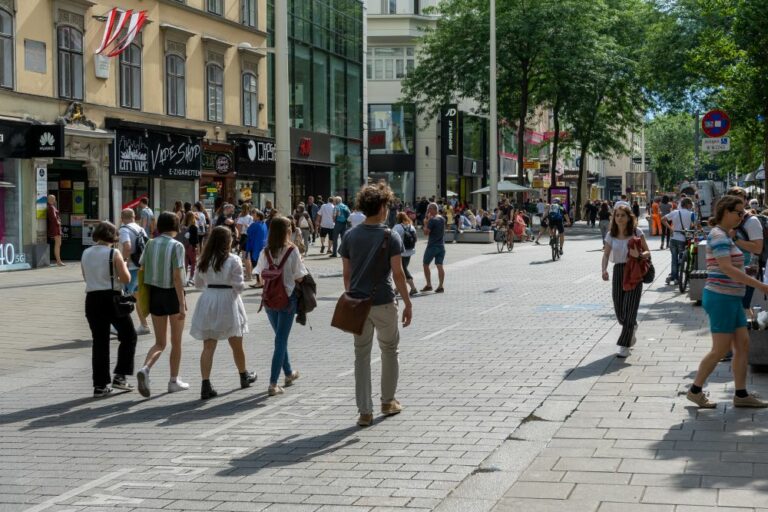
{"left": 113, "top": 129, "right": 202, "bottom": 179}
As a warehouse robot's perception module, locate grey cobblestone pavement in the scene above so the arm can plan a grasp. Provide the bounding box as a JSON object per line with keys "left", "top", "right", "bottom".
{"left": 2, "top": 223, "right": 764, "bottom": 511}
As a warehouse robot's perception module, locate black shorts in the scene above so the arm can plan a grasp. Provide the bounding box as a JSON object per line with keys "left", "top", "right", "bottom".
{"left": 549, "top": 218, "right": 565, "bottom": 234}
{"left": 148, "top": 285, "right": 181, "bottom": 316}
{"left": 320, "top": 227, "right": 333, "bottom": 238}
{"left": 239, "top": 234, "right": 248, "bottom": 251}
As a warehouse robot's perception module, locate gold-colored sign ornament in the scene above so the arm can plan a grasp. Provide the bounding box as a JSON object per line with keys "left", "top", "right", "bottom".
{"left": 95, "top": 8, "right": 148, "bottom": 57}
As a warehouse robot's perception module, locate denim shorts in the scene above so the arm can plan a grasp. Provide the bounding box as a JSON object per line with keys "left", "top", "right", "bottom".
{"left": 702, "top": 288, "right": 747, "bottom": 333}
{"left": 124, "top": 269, "right": 139, "bottom": 294}
{"left": 423, "top": 245, "right": 446, "bottom": 266}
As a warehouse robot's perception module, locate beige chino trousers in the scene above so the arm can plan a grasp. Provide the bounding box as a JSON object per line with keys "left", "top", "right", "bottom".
{"left": 354, "top": 302, "right": 400, "bottom": 414}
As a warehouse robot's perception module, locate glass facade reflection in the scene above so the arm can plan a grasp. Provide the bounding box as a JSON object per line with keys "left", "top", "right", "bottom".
{"left": 267, "top": 0, "right": 363, "bottom": 200}
{"left": 369, "top": 104, "right": 415, "bottom": 155}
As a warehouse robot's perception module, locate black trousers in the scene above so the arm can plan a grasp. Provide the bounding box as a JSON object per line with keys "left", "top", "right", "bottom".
{"left": 85, "top": 290, "right": 137, "bottom": 388}
{"left": 402, "top": 256, "right": 413, "bottom": 281}
{"left": 612, "top": 263, "right": 642, "bottom": 347}
{"left": 331, "top": 222, "right": 348, "bottom": 256}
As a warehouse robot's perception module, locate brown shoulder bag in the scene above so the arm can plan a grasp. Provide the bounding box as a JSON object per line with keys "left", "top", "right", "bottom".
{"left": 331, "top": 229, "right": 391, "bottom": 336}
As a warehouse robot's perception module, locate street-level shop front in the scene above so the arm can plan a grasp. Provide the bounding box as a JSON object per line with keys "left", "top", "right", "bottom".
{"left": 368, "top": 103, "right": 416, "bottom": 203}
{"left": 229, "top": 135, "right": 275, "bottom": 211}
{"left": 200, "top": 142, "right": 236, "bottom": 212}
{"left": 107, "top": 119, "right": 204, "bottom": 222}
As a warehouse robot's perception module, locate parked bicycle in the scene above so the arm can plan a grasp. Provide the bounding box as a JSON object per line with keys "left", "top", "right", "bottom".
{"left": 675, "top": 229, "right": 705, "bottom": 293}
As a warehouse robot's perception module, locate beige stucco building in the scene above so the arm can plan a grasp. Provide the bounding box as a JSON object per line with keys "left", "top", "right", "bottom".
{"left": 0, "top": 0, "right": 268, "bottom": 268}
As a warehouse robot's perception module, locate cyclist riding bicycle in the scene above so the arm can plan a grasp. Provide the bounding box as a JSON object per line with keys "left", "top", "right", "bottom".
{"left": 548, "top": 198, "right": 569, "bottom": 255}
{"left": 661, "top": 197, "right": 696, "bottom": 285}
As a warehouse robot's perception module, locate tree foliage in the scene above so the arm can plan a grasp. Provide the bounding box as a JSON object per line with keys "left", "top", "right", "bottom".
{"left": 646, "top": 113, "right": 696, "bottom": 191}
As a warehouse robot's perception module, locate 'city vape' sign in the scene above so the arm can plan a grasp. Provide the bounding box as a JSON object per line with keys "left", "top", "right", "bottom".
{"left": 114, "top": 129, "right": 201, "bottom": 178}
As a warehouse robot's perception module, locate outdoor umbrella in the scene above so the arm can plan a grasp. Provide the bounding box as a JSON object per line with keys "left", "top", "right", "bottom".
{"left": 471, "top": 181, "right": 532, "bottom": 194}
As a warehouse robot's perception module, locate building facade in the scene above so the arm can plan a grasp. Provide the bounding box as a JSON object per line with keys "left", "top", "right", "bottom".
{"left": 266, "top": 0, "right": 364, "bottom": 207}
{"left": 0, "top": 0, "right": 269, "bottom": 270}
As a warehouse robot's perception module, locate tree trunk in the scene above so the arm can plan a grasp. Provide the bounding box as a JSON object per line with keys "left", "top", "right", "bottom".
{"left": 517, "top": 69, "right": 529, "bottom": 187}
{"left": 764, "top": 110, "right": 768, "bottom": 206}
{"left": 576, "top": 144, "right": 589, "bottom": 222}
{"left": 550, "top": 95, "right": 561, "bottom": 188}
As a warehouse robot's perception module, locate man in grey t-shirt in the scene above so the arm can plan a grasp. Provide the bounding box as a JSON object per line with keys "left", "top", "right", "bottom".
{"left": 422, "top": 202, "right": 446, "bottom": 293}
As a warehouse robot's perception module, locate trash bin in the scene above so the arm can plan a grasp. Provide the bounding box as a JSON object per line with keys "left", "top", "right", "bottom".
{"left": 688, "top": 270, "right": 706, "bottom": 305}
{"left": 697, "top": 240, "right": 707, "bottom": 270}
{"left": 749, "top": 329, "right": 768, "bottom": 369}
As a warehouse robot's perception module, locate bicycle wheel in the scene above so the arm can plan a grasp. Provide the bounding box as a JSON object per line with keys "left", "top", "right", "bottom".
{"left": 497, "top": 237, "right": 505, "bottom": 253}
{"left": 551, "top": 239, "right": 559, "bottom": 261}
{"left": 679, "top": 251, "right": 691, "bottom": 293}
{"left": 508, "top": 235, "right": 515, "bottom": 252}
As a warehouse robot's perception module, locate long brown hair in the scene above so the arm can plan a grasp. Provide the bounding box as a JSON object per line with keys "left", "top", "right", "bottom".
{"left": 267, "top": 216, "right": 291, "bottom": 258}
{"left": 184, "top": 211, "right": 197, "bottom": 228}
{"left": 609, "top": 205, "right": 637, "bottom": 237}
{"left": 197, "top": 226, "right": 231, "bottom": 273}
{"left": 709, "top": 196, "right": 743, "bottom": 227}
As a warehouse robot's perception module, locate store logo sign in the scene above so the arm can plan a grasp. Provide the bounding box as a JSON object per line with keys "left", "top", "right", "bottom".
{"left": 96, "top": 8, "right": 148, "bottom": 58}
{"left": 39, "top": 132, "right": 55, "bottom": 148}
{"left": 441, "top": 104, "right": 459, "bottom": 157}
{"left": 298, "top": 137, "right": 312, "bottom": 158}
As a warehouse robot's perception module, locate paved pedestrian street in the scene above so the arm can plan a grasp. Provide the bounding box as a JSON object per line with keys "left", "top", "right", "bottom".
{"left": 2, "top": 225, "right": 768, "bottom": 512}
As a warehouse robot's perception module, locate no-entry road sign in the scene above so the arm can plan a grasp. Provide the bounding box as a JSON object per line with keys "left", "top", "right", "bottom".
{"left": 702, "top": 110, "right": 731, "bottom": 138}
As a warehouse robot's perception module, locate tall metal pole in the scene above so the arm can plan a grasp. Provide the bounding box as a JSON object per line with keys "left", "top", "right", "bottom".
{"left": 693, "top": 113, "right": 700, "bottom": 183}
{"left": 489, "top": 0, "right": 498, "bottom": 209}
{"left": 274, "top": 0, "right": 291, "bottom": 214}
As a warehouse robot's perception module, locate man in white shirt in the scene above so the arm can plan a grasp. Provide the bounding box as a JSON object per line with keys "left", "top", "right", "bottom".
{"left": 317, "top": 196, "right": 336, "bottom": 254}
{"left": 119, "top": 208, "right": 151, "bottom": 335}
{"left": 661, "top": 197, "right": 695, "bottom": 285}
{"left": 614, "top": 194, "right": 630, "bottom": 209}
{"left": 348, "top": 209, "right": 366, "bottom": 228}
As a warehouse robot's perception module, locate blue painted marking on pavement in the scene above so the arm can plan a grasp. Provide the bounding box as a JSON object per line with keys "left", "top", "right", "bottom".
{"left": 536, "top": 304, "right": 604, "bottom": 312}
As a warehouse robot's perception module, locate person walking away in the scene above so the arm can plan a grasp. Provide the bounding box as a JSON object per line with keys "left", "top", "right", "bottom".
{"left": 659, "top": 196, "right": 672, "bottom": 249}
{"left": 687, "top": 196, "right": 768, "bottom": 409}
{"left": 173, "top": 201, "right": 184, "bottom": 223}
{"left": 589, "top": 200, "right": 598, "bottom": 228}
{"left": 648, "top": 198, "right": 660, "bottom": 236}
{"left": 81, "top": 221, "right": 137, "bottom": 397}
{"left": 349, "top": 208, "right": 366, "bottom": 228}
{"left": 183, "top": 211, "right": 199, "bottom": 286}
{"left": 601, "top": 204, "right": 650, "bottom": 358}
{"left": 422, "top": 202, "right": 446, "bottom": 293}
{"left": 294, "top": 203, "right": 314, "bottom": 254}
{"left": 138, "top": 197, "right": 155, "bottom": 238}
{"left": 254, "top": 216, "right": 307, "bottom": 396}
{"left": 661, "top": 197, "right": 695, "bottom": 286}
{"left": 236, "top": 206, "right": 253, "bottom": 278}
{"left": 317, "top": 197, "right": 336, "bottom": 254}
{"left": 289, "top": 218, "right": 306, "bottom": 256}
{"left": 330, "top": 196, "right": 351, "bottom": 258}
{"left": 393, "top": 212, "right": 419, "bottom": 296}
{"left": 548, "top": 198, "right": 568, "bottom": 255}
{"left": 535, "top": 203, "right": 550, "bottom": 244}
{"left": 306, "top": 196, "right": 319, "bottom": 244}
{"left": 193, "top": 202, "right": 209, "bottom": 250}
{"left": 119, "top": 208, "right": 150, "bottom": 335}
{"left": 191, "top": 226, "right": 256, "bottom": 399}
{"left": 216, "top": 203, "right": 238, "bottom": 251}
{"left": 136, "top": 212, "right": 189, "bottom": 398}
{"left": 340, "top": 183, "right": 413, "bottom": 427}
{"left": 598, "top": 201, "right": 611, "bottom": 246}
{"left": 47, "top": 195, "right": 64, "bottom": 266}
{"left": 246, "top": 210, "right": 268, "bottom": 288}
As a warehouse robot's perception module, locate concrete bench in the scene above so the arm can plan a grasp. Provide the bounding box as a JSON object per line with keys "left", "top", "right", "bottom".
{"left": 455, "top": 231, "right": 495, "bottom": 244}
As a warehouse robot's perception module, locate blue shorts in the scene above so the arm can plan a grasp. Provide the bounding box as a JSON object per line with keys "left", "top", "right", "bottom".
{"left": 702, "top": 288, "right": 747, "bottom": 333}
{"left": 124, "top": 269, "right": 139, "bottom": 294}
{"left": 423, "top": 245, "right": 446, "bottom": 266}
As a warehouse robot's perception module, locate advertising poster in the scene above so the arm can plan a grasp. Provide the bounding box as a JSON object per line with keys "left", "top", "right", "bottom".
{"left": 73, "top": 182, "right": 85, "bottom": 214}
{"left": 35, "top": 167, "right": 47, "bottom": 219}
{"left": 548, "top": 187, "right": 570, "bottom": 212}
{"left": 82, "top": 219, "right": 99, "bottom": 246}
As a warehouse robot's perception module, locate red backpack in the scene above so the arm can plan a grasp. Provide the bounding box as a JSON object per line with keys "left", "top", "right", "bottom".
{"left": 259, "top": 246, "right": 294, "bottom": 311}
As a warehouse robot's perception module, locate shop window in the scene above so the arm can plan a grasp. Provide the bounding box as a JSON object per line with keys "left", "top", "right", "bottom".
{"left": 242, "top": 72, "right": 258, "bottom": 127}
{"left": 368, "top": 103, "right": 415, "bottom": 155}
{"left": 206, "top": 63, "right": 224, "bottom": 122}
{"left": 366, "top": 47, "right": 415, "bottom": 80}
{"left": 292, "top": 44, "right": 311, "bottom": 129}
{"left": 0, "top": 8, "right": 12, "bottom": 89}
{"left": 166, "top": 53, "right": 186, "bottom": 117}
{"left": 330, "top": 56, "right": 345, "bottom": 136}
{"left": 242, "top": 0, "right": 256, "bottom": 27}
{"left": 312, "top": 50, "right": 328, "bottom": 133}
{"left": 57, "top": 25, "right": 83, "bottom": 100}
{"left": 119, "top": 41, "right": 142, "bottom": 109}
{"left": 346, "top": 63, "right": 361, "bottom": 138}
{"left": 207, "top": 0, "right": 223, "bottom": 16}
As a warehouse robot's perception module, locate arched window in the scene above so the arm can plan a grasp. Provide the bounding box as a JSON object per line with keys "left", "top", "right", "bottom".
{"left": 242, "top": 72, "right": 258, "bottom": 127}
{"left": 0, "top": 8, "right": 12, "bottom": 89}
{"left": 166, "top": 54, "right": 185, "bottom": 117}
{"left": 206, "top": 63, "right": 224, "bottom": 122}
{"left": 57, "top": 25, "right": 83, "bottom": 100}
{"left": 120, "top": 41, "right": 142, "bottom": 109}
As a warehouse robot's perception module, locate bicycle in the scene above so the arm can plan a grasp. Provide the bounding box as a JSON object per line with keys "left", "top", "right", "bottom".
{"left": 550, "top": 232, "right": 561, "bottom": 261}
{"left": 675, "top": 229, "right": 704, "bottom": 293}
{"left": 494, "top": 228, "right": 514, "bottom": 253}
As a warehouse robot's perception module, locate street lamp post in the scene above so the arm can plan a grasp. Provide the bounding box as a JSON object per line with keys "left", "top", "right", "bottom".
{"left": 489, "top": 0, "right": 498, "bottom": 209}
{"left": 274, "top": 0, "right": 291, "bottom": 214}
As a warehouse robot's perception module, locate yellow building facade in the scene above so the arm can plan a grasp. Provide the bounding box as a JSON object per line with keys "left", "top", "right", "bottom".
{"left": 0, "top": 0, "right": 269, "bottom": 268}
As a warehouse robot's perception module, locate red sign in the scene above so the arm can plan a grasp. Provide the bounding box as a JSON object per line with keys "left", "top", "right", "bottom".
{"left": 701, "top": 110, "right": 731, "bottom": 138}
{"left": 298, "top": 137, "right": 312, "bottom": 157}
{"left": 96, "top": 8, "right": 148, "bottom": 57}
{"left": 369, "top": 131, "right": 386, "bottom": 150}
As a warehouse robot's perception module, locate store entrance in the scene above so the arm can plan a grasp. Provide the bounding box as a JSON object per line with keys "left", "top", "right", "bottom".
{"left": 291, "top": 164, "right": 330, "bottom": 209}
{"left": 47, "top": 161, "right": 95, "bottom": 261}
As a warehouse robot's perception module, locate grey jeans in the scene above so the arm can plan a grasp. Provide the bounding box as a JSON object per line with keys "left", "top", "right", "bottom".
{"left": 669, "top": 239, "right": 686, "bottom": 279}
{"left": 354, "top": 302, "right": 400, "bottom": 414}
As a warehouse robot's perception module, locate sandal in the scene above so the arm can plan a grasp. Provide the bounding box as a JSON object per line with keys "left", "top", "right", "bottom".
{"left": 435, "top": 287, "right": 445, "bottom": 293}
{"left": 420, "top": 286, "right": 433, "bottom": 292}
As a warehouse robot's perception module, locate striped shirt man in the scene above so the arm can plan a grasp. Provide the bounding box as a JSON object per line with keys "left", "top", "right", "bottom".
{"left": 705, "top": 226, "right": 745, "bottom": 297}
{"left": 140, "top": 234, "right": 185, "bottom": 289}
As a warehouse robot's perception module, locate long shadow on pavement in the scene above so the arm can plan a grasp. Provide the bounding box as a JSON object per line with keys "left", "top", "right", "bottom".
{"left": 562, "top": 354, "right": 630, "bottom": 381}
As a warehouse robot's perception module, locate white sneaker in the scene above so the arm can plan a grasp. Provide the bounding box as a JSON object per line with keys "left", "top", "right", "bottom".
{"left": 136, "top": 325, "right": 151, "bottom": 336}
{"left": 168, "top": 379, "right": 190, "bottom": 393}
{"left": 616, "top": 346, "right": 630, "bottom": 358}
{"left": 137, "top": 368, "right": 151, "bottom": 398}
{"left": 110, "top": 325, "right": 118, "bottom": 336}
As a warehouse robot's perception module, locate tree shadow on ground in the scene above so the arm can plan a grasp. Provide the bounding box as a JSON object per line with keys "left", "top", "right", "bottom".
{"left": 217, "top": 426, "right": 362, "bottom": 476}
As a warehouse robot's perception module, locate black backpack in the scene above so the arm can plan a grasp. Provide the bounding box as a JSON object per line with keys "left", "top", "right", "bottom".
{"left": 401, "top": 224, "right": 416, "bottom": 250}
{"left": 121, "top": 225, "right": 148, "bottom": 267}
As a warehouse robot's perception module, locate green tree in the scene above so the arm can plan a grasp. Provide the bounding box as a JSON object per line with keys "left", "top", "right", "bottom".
{"left": 646, "top": 113, "right": 696, "bottom": 191}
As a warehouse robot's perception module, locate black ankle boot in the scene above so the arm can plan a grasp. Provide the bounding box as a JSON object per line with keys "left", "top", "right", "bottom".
{"left": 201, "top": 379, "right": 217, "bottom": 400}
{"left": 240, "top": 371, "right": 257, "bottom": 389}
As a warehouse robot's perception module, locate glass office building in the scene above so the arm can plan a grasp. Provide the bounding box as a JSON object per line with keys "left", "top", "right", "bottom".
{"left": 267, "top": 0, "right": 364, "bottom": 205}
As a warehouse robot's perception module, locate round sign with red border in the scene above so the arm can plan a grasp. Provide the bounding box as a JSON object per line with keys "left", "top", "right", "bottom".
{"left": 702, "top": 109, "right": 731, "bottom": 138}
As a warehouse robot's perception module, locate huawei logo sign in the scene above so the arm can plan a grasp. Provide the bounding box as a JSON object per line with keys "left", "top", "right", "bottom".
{"left": 39, "top": 132, "right": 56, "bottom": 149}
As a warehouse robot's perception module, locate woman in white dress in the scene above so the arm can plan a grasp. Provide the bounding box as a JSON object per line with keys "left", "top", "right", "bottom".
{"left": 191, "top": 226, "right": 257, "bottom": 399}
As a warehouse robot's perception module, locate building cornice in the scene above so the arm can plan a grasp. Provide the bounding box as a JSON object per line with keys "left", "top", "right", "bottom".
{"left": 158, "top": 0, "right": 267, "bottom": 39}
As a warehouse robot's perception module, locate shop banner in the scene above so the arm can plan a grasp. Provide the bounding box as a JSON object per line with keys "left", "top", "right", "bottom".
{"left": 0, "top": 122, "right": 64, "bottom": 158}
{"left": 202, "top": 146, "right": 234, "bottom": 175}
{"left": 440, "top": 104, "right": 459, "bottom": 157}
{"left": 35, "top": 167, "right": 47, "bottom": 219}
{"left": 114, "top": 129, "right": 201, "bottom": 179}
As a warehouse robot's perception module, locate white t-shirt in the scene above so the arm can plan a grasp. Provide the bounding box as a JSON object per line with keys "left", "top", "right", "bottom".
{"left": 614, "top": 200, "right": 630, "bottom": 209}
{"left": 118, "top": 222, "right": 147, "bottom": 270}
{"left": 664, "top": 208, "right": 695, "bottom": 242}
{"left": 81, "top": 246, "right": 122, "bottom": 292}
{"left": 254, "top": 246, "right": 308, "bottom": 297}
{"left": 604, "top": 228, "right": 645, "bottom": 264}
{"left": 349, "top": 211, "right": 366, "bottom": 228}
{"left": 319, "top": 203, "right": 336, "bottom": 229}
{"left": 236, "top": 215, "right": 253, "bottom": 233}
{"left": 536, "top": 202, "right": 545, "bottom": 215}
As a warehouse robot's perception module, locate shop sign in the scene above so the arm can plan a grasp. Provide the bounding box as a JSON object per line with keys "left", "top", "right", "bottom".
{"left": 114, "top": 129, "right": 201, "bottom": 179}
{"left": 35, "top": 167, "right": 47, "bottom": 220}
{"left": 202, "top": 146, "right": 234, "bottom": 175}
{"left": 298, "top": 137, "right": 312, "bottom": 157}
{"left": 245, "top": 137, "right": 275, "bottom": 164}
{"left": 369, "top": 130, "right": 386, "bottom": 150}
{"left": 441, "top": 104, "right": 459, "bottom": 156}
{"left": 0, "top": 242, "right": 29, "bottom": 270}
{"left": 524, "top": 161, "right": 541, "bottom": 170}
{"left": 0, "top": 121, "right": 64, "bottom": 158}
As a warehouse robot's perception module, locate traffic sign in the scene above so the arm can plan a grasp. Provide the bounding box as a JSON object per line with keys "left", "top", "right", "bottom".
{"left": 702, "top": 137, "right": 730, "bottom": 152}
{"left": 702, "top": 109, "right": 731, "bottom": 138}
